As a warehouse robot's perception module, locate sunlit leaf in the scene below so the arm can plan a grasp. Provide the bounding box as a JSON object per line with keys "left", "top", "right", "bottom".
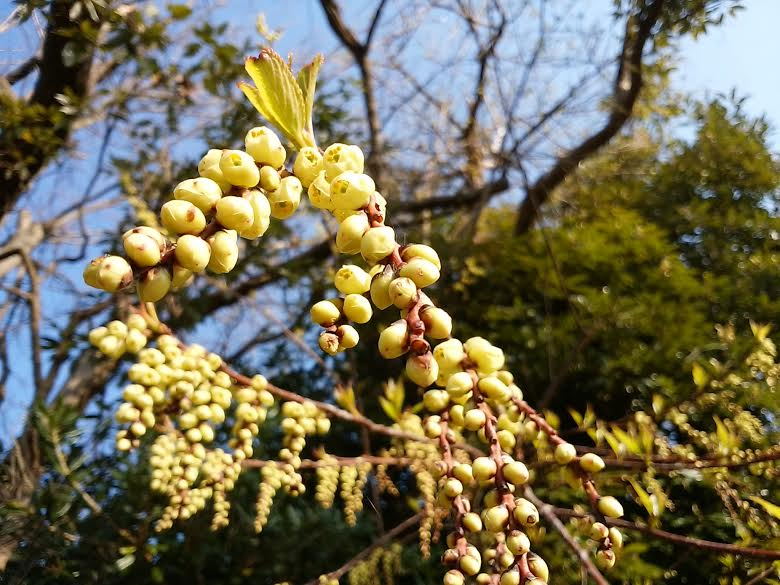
{"left": 749, "top": 496, "right": 780, "bottom": 520}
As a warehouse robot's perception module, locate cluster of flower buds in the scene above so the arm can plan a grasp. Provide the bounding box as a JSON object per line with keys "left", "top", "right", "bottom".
{"left": 300, "top": 141, "right": 627, "bottom": 583}
{"left": 340, "top": 461, "right": 372, "bottom": 526}
{"left": 303, "top": 144, "right": 452, "bottom": 368}
{"left": 98, "top": 327, "right": 285, "bottom": 531}
{"left": 88, "top": 314, "right": 149, "bottom": 359}
{"left": 279, "top": 400, "right": 331, "bottom": 469}
{"left": 83, "top": 126, "right": 301, "bottom": 301}
{"left": 229, "top": 375, "right": 275, "bottom": 460}
{"left": 84, "top": 102, "right": 630, "bottom": 579}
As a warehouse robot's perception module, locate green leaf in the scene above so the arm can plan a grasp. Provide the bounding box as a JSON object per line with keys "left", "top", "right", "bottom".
{"left": 713, "top": 415, "right": 735, "bottom": 451}
{"left": 167, "top": 4, "right": 192, "bottom": 19}
{"left": 692, "top": 362, "right": 708, "bottom": 388}
{"left": 612, "top": 425, "right": 641, "bottom": 455}
{"left": 601, "top": 426, "right": 623, "bottom": 457}
{"left": 296, "top": 54, "right": 324, "bottom": 144}
{"left": 750, "top": 320, "right": 771, "bottom": 342}
{"left": 749, "top": 496, "right": 780, "bottom": 520}
{"left": 379, "top": 396, "right": 400, "bottom": 422}
{"left": 240, "top": 48, "right": 311, "bottom": 150}
{"left": 627, "top": 477, "right": 657, "bottom": 517}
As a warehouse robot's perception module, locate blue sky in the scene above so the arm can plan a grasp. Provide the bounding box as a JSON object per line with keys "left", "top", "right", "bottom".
{"left": 673, "top": 0, "right": 780, "bottom": 148}
{"left": 0, "top": 0, "right": 778, "bottom": 443}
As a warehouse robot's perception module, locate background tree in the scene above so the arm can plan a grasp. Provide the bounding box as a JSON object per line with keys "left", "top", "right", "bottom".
{"left": 2, "top": 1, "right": 778, "bottom": 584}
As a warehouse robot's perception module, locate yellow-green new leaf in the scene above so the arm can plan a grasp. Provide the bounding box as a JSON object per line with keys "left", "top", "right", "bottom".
{"left": 612, "top": 425, "right": 641, "bottom": 456}
{"left": 297, "top": 54, "right": 324, "bottom": 145}
{"left": 749, "top": 496, "right": 780, "bottom": 520}
{"left": 627, "top": 477, "right": 658, "bottom": 517}
{"left": 379, "top": 396, "right": 400, "bottom": 422}
{"left": 241, "top": 48, "right": 309, "bottom": 150}
{"left": 692, "top": 361, "right": 708, "bottom": 388}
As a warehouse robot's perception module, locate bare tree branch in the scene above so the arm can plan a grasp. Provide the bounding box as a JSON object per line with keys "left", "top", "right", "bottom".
{"left": 553, "top": 507, "right": 780, "bottom": 560}
{"left": 0, "top": 1, "right": 96, "bottom": 222}
{"left": 514, "top": 0, "right": 665, "bottom": 234}
{"left": 320, "top": 0, "right": 385, "bottom": 181}
{"left": 525, "top": 488, "right": 610, "bottom": 585}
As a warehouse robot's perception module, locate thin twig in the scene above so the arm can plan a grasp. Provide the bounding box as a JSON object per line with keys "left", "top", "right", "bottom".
{"left": 303, "top": 512, "right": 423, "bottom": 585}
{"left": 220, "top": 363, "right": 485, "bottom": 458}
{"left": 552, "top": 507, "right": 780, "bottom": 560}
{"left": 525, "top": 487, "right": 610, "bottom": 585}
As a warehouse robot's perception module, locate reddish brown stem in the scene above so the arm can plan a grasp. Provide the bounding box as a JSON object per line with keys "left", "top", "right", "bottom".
{"left": 552, "top": 507, "right": 780, "bottom": 560}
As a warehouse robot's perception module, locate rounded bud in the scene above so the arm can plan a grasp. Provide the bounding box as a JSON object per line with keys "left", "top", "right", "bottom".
{"left": 399, "top": 257, "right": 440, "bottom": 288}
{"left": 293, "top": 146, "right": 323, "bottom": 188}
{"left": 369, "top": 266, "right": 394, "bottom": 309}
{"left": 336, "top": 212, "right": 370, "bottom": 255}
{"left": 216, "top": 195, "right": 254, "bottom": 232}
{"left": 466, "top": 338, "right": 505, "bottom": 373}
{"left": 406, "top": 353, "right": 439, "bottom": 387}
{"left": 361, "top": 226, "right": 396, "bottom": 264}
{"left": 171, "top": 265, "right": 193, "bottom": 289}
{"left": 125, "top": 328, "right": 147, "bottom": 353}
{"left": 462, "top": 511, "right": 482, "bottom": 532}
{"left": 334, "top": 265, "right": 371, "bottom": 295}
{"left": 161, "top": 200, "right": 207, "bottom": 235}
{"left": 137, "top": 267, "right": 171, "bottom": 302}
{"left": 307, "top": 170, "right": 333, "bottom": 210}
{"left": 401, "top": 243, "right": 441, "bottom": 270}
{"left": 580, "top": 453, "right": 606, "bottom": 473}
{"left": 590, "top": 522, "right": 609, "bottom": 540}
{"left": 310, "top": 299, "right": 342, "bottom": 327}
{"left": 389, "top": 277, "right": 418, "bottom": 309}
{"left": 527, "top": 554, "right": 549, "bottom": 582}
{"left": 123, "top": 232, "right": 162, "bottom": 267}
{"left": 267, "top": 176, "right": 302, "bottom": 219}
{"left": 597, "top": 496, "right": 624, "bottom": 519}
{"left": 443, "top": 477, "right": 463, "bottom": 498}
{"left": 259, "top": 166, "right": 281, "bottom": 192}
{"left": 513, "top": 498, "right": 539, "bottom": 526}
{"left": 88, "top": 326, "right": 108, "bottom": 346}
{"left": 174, "top": 177, "right": 222, "bottom": 213}
{"left": 343, "top": 294, "right": 373, "bottom": 324}
{"left": 240, "top": 189, "right": 271, "bottom": 239}
{"left": 421, "top": 307, "right": 452, "bottom": 339}
{"left": 443, "top": 570, "right": 465, "bottom": 585}
{"left": 422, "top": 389, "right": 449, "bottom": 412}
{"left": 378, "top": 320, "right": 409, "bottom": 359}
{"left": 609, "top": 527, "right": 623, "bottom": 549}
{"left": 336, "top": 324, "right": 359, "bottom": 349}
{"left": 329, "top": 171, "right": 374, "bottom": 210}
{"left": 506, "top": 530, "right": 530, "bottom": 555}
{"left": 464, "top": 408, "right": 487, "bottom": 431}
{"left": 198, "top": 149, "right": 229, "bottom": 190}
{"left": 90, "top": 255, "right": 133, "bottom": 292}
{"left": 477, "top": 377, "right": 509, "bottom": 402}
{"left": 483, "top": 504, "right": 509, "bottom": 532}
{"left": 452, "top": 463, "right": 473, "bottom": 484}
{"left": 434, "top": 338, "right": 466, "bottom": 370}
{"left": 175, "top": 235, "right": 211, "bottom": 272}
{"left": 499, "top": 569, "right": 520, "bottom": 585}
{"left": 206, "top": 230, "right": 239, "bottom": 274}
{"left": 446, "top": 371, "right": 474, "bottom": 398}
{"left": 554, "top": 442, "right": 577, "bottom": 465}
{"left": 503, "top": 461, "right": 530, "bottom": 486}
{"left": 323, "top": 143, "right": 364, "bottom": 180}
{"left": 472, "top": 456, "right": 497, "bottom": 481}
{"left": 596, "top": 549, "right": 616, "bottom": 570}
{"left": 458, "top": 555, "right": 481, "bottom": 577}
{"left": 219, "top": 149, "right": 260, "bottom": 187}
{"left": 245, "top": 127, "right": 286, "bottom": 168}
